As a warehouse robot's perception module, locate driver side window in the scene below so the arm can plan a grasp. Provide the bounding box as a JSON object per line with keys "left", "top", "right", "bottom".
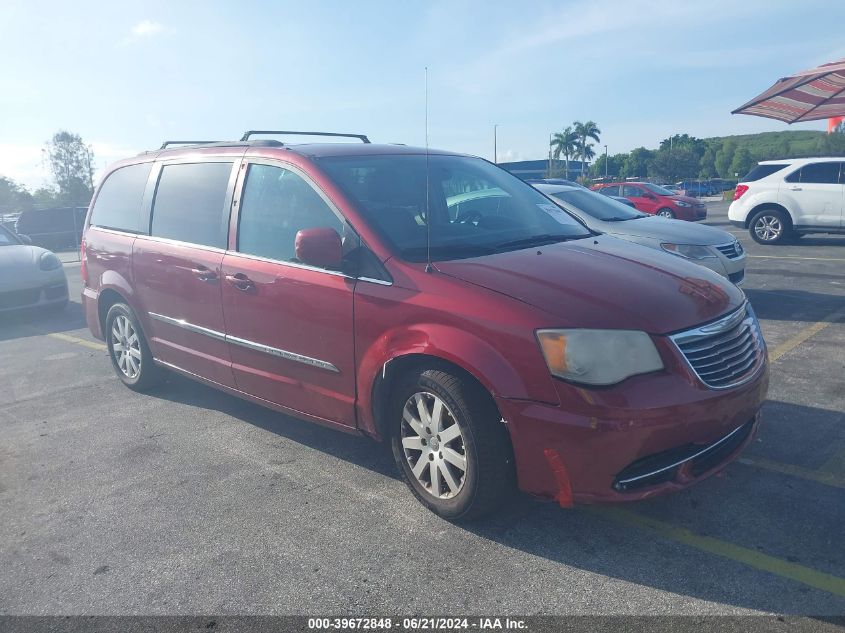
{"left": 237, "top": 163, "right": 345, "bottom": 266}
{"left": 622, "top": 185, "right": 644, "bottom": 197}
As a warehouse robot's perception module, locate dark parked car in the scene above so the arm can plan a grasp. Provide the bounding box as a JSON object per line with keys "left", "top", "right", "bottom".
{"left": 81, "top": 131, "right": 768, "bottom": 520}
{"left": 675, "top": 181, "right": 718, "bottom": 197}
{"left": 15, "top": 207, "right": 87, "bottom": 250}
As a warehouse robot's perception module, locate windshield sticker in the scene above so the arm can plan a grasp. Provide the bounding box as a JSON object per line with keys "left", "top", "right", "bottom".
{"left": 538, "top": 203, "right": 571, "bottom": 223}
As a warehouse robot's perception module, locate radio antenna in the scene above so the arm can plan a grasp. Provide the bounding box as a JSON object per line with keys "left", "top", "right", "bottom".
{"left": 424, "top": 66, "right": 433, "bottom": 273}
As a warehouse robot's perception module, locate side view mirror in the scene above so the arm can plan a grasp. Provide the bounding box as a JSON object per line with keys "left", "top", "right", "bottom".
{"left": 295, "top": 227, "right": 342, "bottom": 269}
{"left": 18, "top": 234, "right": 32, "bottom": 245}
{"left": 644, "top": 193, "right": 657, "bottom": 200}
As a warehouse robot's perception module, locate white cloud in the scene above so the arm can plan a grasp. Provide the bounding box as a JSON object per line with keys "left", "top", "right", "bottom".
{"left": 121, "top": 20, "right": 164, "bottom": 45}
{"left": 0, "top": 144, "right": 49, "bottom": 190}
{"left": 131, "top": 20, "right": 163, "bottom": 37}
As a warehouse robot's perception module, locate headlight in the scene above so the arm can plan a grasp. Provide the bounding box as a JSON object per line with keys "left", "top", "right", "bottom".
{"left": 673, "top": 200, "right": 692, "bottom": 207}
{"left": 660, "top": 243, "right": 717, "bottom": 259}
{"left": 39, "top": 252, "right": 62, "bottom": 271}
{"left": 536, "top": 329, "right": 664, "bottom": 386}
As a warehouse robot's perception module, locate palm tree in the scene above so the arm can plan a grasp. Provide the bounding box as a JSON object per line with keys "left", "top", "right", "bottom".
{"left": 550, "top": 127, "right": 578, "bottom": 179}
{"left": 573, "top": 120, "right": 601, "bottom": 180}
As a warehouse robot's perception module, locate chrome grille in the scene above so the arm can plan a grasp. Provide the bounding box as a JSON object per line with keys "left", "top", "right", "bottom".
{"left": 671, "top": 304, "right": 765, "bottom": 389}
{"left": 714, "top": 240, "right": 743, "bottom": 259}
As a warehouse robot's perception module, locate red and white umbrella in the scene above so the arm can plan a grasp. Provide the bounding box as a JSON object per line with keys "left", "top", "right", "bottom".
{"left": 732, "top": 58, "right": 845, "bottom": 123}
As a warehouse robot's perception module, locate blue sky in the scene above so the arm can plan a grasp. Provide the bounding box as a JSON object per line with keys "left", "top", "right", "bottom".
{"left": 2, "top": 0, "right": 844, "bottom": 188}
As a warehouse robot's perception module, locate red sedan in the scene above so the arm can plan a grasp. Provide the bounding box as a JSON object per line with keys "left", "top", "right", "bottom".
{"left": 592, "top": 182, "right": 707, "bottom": 221}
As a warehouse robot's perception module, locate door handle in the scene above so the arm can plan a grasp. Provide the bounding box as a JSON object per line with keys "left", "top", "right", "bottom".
{"left": 225, "top": 272, "right": 255, "bottom": 291}
{"left": 192, "top": 266, "right": 218, "bottom": 282}
{"left": 788, "top": 186, "right": 802, "bottom": 191}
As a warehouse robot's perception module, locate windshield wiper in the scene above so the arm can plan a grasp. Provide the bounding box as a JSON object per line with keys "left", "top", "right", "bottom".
{"left": 495, "top": 234, "right": 578, "bottom": 250}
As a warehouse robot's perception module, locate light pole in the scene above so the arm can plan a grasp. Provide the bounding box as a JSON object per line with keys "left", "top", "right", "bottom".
{"left": 604, "top": 144, "right": 608, "bottom": 180}
{"left": 493, "top": 124, "right": 498, "bottom": 164}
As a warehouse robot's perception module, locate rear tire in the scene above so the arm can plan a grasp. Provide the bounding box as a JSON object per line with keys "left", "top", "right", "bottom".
{"left": 656, "top": 208, "right": 675, "bottom": 218}
{"left": 749, "top": 208, "right": 790, "bottom": 244}
{"left": 390, "top": 367, "right": 515, "bottom": 521}
{"left": 105, "top": 303, "right": 164, "bottom": 392}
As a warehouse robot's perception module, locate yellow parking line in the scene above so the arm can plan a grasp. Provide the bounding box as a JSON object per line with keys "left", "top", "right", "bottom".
{"left": 599, "top": 507, "right": 845, "bottom": 598}
{"left": 738, "top": 457, "right": 845, "bottom": 490}
{"left": 47, "top": 332, "right": 107, "bottom": 351}
{"left": 747, "top": 255, "right": 845, "bottom": 262}
{"left": 768, "top": 308, "right": 845, "bottom": 362}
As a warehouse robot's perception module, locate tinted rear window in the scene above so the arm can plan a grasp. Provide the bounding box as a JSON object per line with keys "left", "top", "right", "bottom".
{"left": 784, "top": 162, "right": 842, "bottom": 184}
{"left": 90, "top": 163, "right": 153, "bottom": 232}
{"left": 742, "top": 164, "right": 789, "bottom": 182}
{"left": 150, "top": 162, "right": 233, "bottom": 248}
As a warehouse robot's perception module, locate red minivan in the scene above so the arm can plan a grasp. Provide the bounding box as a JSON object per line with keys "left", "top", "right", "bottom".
{"left": 592, "top": 181, "right": 707, "bottom": 221}
{"left": 81, "top": 132, "right": 768, "bottom": 520}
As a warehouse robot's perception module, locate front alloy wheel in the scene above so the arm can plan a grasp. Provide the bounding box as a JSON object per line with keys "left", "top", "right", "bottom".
{"left": 400, "top": 392, "right": 467, "bottom": 499}
{"left": 390, "top": 368, "right": 515, "bottom": 520}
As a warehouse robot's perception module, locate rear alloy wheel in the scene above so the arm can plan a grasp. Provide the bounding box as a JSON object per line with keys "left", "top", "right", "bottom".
{"left": 656, "top": 208, "right": 675, "bottom": 218}
{"left": 390, "top": 368, "right": 515, "bottom": 520}
{"left": 749, "top": 209, "right": 790, "bottom": 245}
{"left": 105, "top": 303, "right": 164, "bottom": 391}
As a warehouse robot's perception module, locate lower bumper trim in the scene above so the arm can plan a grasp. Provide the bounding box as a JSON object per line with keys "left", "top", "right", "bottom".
{"left": 613, "top": 419, "right": 754, "bottom": 491}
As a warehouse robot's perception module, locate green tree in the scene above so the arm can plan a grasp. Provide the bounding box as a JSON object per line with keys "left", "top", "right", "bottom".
{"left": 649, "top": 147, "right": 699, "bottom": 182}
{"left": 729, "top": 147, "right": 754, "bottom": 178}
{"left": 699, "top": 146, "right": 716, "bottom": 178}
{"left": 621, "top": 147, "right": 653, "bottom": 179}
{"left": 592, "top": 152, "right": 626, "bottom": 178}
{"left": 0, "top": 176, "right": 35, "bottom": 214}
{"left": 660, "top": 133, "right": 706, "bottom": 160}
{"left": 32, "top": 187, "right": 59, "bottom": 208}
{"left": 549, "top": 126, "right": 578, "bottom": 179}
{"left": 573, "top": 120, "right": 601, "bottom": 177}
{"left": 714, "top": 139, "right": 737, "bottom": 178}
{"left": 775, "top": 136, "right": 791, "bottom": 159}
{"left": 43, "top": 130, "right": 94, "bottom": 206}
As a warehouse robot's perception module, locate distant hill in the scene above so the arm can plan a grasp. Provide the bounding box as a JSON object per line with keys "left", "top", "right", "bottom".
{"left": 702, "top": 130, "right": 829, "bottom": 160}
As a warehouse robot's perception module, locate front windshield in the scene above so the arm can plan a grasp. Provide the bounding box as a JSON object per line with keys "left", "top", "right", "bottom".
{"left": 551, "top": 189, "right": 647, "bottom": 221}
{"left": 0, "top": 226, "right": 20, "bottom": 246}
{"left": 643, "top": 183, "right": 676, "bottom": 196}
{"left": 318, "top": 154, "right": 592, "bottom": 261}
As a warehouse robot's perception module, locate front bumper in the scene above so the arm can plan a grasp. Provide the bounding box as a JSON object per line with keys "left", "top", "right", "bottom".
{"left": 696, "top": 251, "right": 746, "bottom": 284}
{"left": 0, "top": 280, "right": 68, "bottom": 313}
{"left": 496, "top": 353, "right": 768, "bottom": 506}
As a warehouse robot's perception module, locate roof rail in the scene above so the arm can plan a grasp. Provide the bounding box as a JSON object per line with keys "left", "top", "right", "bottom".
{"left": 240, "top": 130, "right": 370, "bottom": 143}
{"left": 159, "top": 141, "right": 222, "bottom": 149}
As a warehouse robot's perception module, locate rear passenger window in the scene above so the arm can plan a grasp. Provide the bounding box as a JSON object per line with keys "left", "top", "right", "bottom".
{"left": 600, "top": 185, "right": 620, "bottom": 196}
{"left": 150, "top": 162, "right": 233, "bottom": 248}
{"left": 237, "top": 163, "right": 343, "bottom": 265}
{"left": 90, "top": 163, "right": 152, "bottom": 232}
{"left": 785, "top": 162, "right": 842, "bottom": 184}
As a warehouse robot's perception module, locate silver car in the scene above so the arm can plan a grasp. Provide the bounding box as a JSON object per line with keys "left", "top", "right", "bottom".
{"left": 0, "top": 225, "right": 68, "bottom": 313}
{"left": 534, "top": 183, "right": 747, "bottom": 284}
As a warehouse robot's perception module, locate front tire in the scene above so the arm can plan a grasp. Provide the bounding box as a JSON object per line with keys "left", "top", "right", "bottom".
{"left": 390, "top": 368, "right": 515, "bottom": 521}
{"left": 105, "top": 303, "right": 164, "bottom": 391}
{"left": 749, "top": 208, "right": 790, "bottom": 244}
{"left": 656, "top": 208, "right": 675, "bottom": 218}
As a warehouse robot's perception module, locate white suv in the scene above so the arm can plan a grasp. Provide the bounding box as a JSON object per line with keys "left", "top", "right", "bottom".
{"left": 728, "top": 158, "right": 844, "bottom": 244}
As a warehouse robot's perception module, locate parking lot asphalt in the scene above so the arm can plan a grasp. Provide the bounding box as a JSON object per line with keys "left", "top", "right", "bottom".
{"left": 1, "top": 200, "right": 843, "bottom": 616}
